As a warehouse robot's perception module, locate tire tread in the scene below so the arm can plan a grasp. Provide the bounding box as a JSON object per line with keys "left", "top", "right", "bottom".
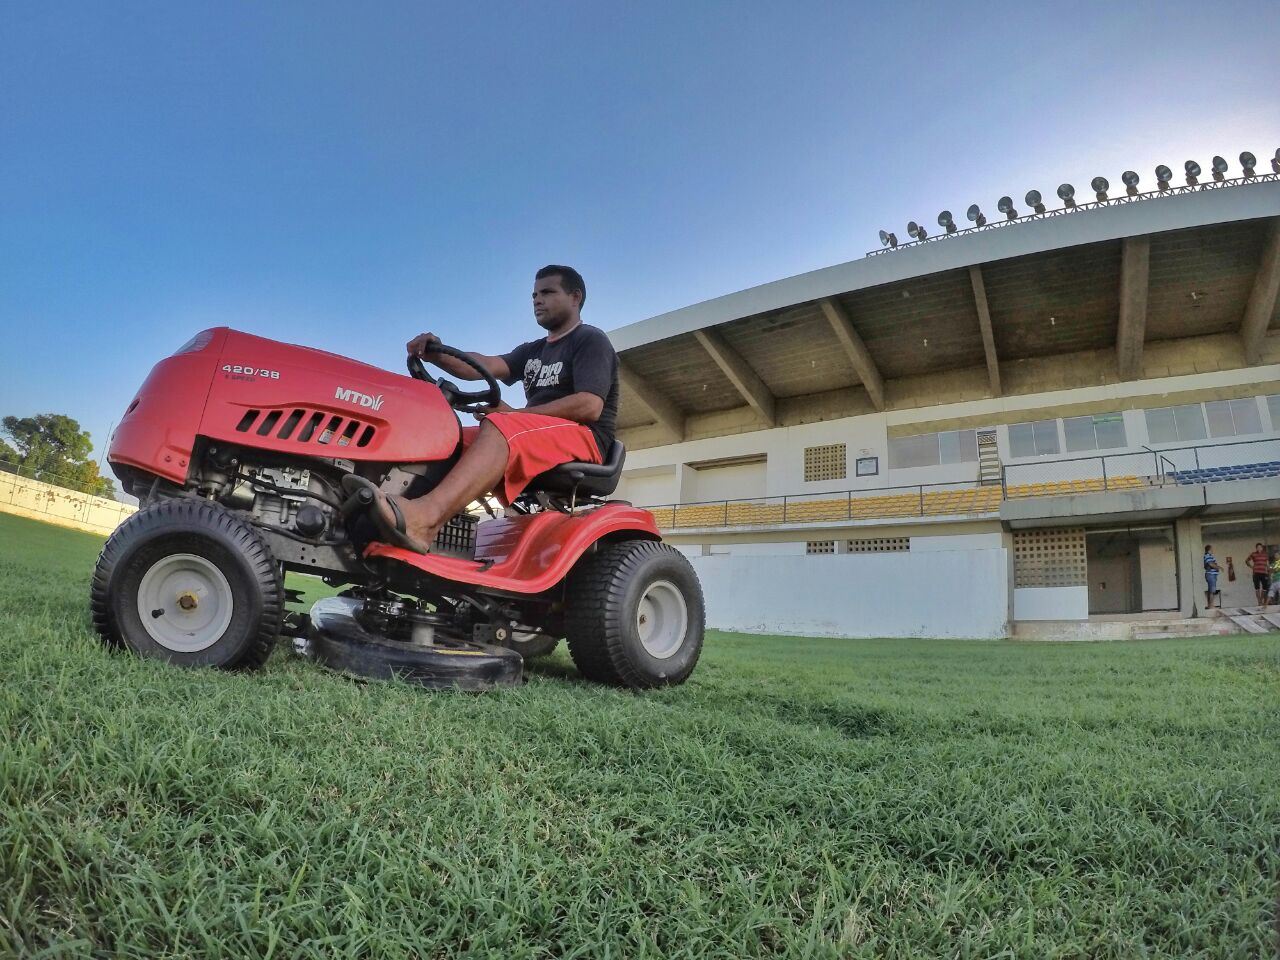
{"left": 89, "top": 498, "right": 283, "bottom": 669}
{"left": 565, "top": 539, "right": 703, "bottom": 689}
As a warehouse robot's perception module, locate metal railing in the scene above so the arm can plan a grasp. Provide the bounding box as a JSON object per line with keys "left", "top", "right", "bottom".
{"left": 641, "top": 435, "right": 1280, "bottom": 529}
{"left": 1001, "top": 435, "right": 1280, "bottom": 498}
{"left": 646, "top": 478, "right": 1002, "bottom": 529}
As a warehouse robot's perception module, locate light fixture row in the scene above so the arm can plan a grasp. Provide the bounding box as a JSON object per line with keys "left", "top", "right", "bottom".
{"left": 878, "top": 149, "right": 1279, "bottom": 248}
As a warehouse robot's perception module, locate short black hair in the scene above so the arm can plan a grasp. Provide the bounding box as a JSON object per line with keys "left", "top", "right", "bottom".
{"left": 536, "top": 264, "right": 586, "bottom": 309}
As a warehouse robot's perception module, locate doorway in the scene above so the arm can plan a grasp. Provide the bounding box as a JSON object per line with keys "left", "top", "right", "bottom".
{"left": 1086, "top": 531, "right": 1140, "bottom": 614}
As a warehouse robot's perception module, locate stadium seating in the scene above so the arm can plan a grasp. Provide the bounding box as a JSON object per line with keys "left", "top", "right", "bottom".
{"left": 646, "top": 473, "right": 1159, "bottom": 529}
{"left": 1003, "top": 474, "right": 1148, "bottom": 499}
{"left": 1167, "top": 461, "right": 1280, "bottom": 485}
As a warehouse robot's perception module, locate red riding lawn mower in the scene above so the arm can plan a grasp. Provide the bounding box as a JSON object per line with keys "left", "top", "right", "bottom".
{"left": 92, "top": 328, "right": 705, "bottom": 691}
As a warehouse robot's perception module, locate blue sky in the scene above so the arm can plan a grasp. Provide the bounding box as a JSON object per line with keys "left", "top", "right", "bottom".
{"left": 1, "top": 1, "right": 1276, "bottom": 476}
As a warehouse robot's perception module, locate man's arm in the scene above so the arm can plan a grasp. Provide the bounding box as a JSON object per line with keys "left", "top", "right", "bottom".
{"left": 406, "top": 333, "right": 511, "bottom": 382}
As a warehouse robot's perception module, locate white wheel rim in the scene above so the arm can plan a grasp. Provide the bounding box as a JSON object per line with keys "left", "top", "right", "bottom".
{"left": 136, "top": 553, "right": 235, "bottom": 652}
{"left": 636, "top": 579, "right": 689, "bottom": 660}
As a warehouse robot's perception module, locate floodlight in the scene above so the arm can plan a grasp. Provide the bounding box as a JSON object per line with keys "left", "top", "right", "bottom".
{"left": 1155, "top": 165, "right": 1172, "bottom": 191}
{"left": 1211, "top": 156, "right": 1228, "bottom": 182}
{"left": 1121, "top": 170, "right": 1140, "bottom": 196}
{"left": 937, "top": 210, "right": 957, "bottom": 233}
{"left": 1272, "top": 148, "right": 1280, "bottom": 174}
{"left": 1240, "top": 152, "right": 1256, "bottom": 177}
{"left": 878, "top": 229, "right": 898, "bottom": 248}
{"left": 966, "top": 204, "right": 986, "bottom": 227}
{"left": 1024, "top": 189, "right": 1046, "bottom": 214}
{"left": 1057, "top": 183, "right": 1076, "bottom": 207}
{"left": 907, "top": 221, "right": 928, "bottom": 241}
{"left": 1090, "top": 176, "right": 1109, "bottom": 202}
{"left": 1184, "top": 160, "right": 1200, "bottom": 185}
{"left": 996, "top": 196, "right": 1017, "bottom": 220}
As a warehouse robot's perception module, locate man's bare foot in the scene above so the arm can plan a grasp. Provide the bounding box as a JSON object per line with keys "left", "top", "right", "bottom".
{"left": 340, "top": 476, "right": 432, "bottom": 554}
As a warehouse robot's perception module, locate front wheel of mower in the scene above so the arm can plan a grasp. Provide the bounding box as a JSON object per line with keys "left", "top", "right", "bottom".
{"left": 90, "top": 499, "right": 283, "bottom": 670}
{"left": 565, "top": 540, "right": 704, "bottom": 689}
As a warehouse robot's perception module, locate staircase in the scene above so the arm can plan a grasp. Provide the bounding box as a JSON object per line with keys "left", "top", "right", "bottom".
{"left": 1213, "top": 607, "right": 1280, "bottom": 635}
{"left": 1130, "top": 617, "right": 1241, "bottom": 640}
{"left": 977, "top": 431, "right": 1002, "bottom": 486}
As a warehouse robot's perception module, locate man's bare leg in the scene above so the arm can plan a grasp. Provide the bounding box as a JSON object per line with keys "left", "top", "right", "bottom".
{"left": 390, "top": 419, "right": 509, "bottom": 546}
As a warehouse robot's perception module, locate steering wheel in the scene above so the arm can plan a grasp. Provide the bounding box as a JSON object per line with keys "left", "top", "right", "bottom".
{"left": 406, "top": 344, "right": 502, "bottom": 414}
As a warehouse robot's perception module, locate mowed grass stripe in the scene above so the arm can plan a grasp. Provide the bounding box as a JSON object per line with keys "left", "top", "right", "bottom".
{"left": 0, "top": 511, "right": 1277, "bottom": 959}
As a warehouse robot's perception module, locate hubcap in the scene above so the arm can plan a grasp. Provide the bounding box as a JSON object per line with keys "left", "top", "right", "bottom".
{"left": 636, "top": 580, "right": 689, "bottom": 660}
{"left": 136, "top": 553, "right": 235, "bottom": 652}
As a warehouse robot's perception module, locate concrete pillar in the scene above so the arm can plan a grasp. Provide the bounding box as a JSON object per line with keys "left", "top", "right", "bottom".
{"left": 676, "top": 464, "right": 697, "bottom": 502}
{"left": 1001, "top": 529, "right": 1016, "bottom": 635}
{"left": 1174, "top": 516, "right": 1203, "bottom": 617}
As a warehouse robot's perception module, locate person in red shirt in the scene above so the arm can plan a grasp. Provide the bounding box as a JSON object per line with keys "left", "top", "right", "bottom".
{"left": 1247, "top": 542, "right": 1271, "bottom": 606}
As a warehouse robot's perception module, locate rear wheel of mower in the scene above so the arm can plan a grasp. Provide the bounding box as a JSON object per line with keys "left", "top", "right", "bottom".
{"left": 565, "top": 540, "right": 704, "bottom": 689}
{"left": 90, "top": 499, "right": 283, "bottom": 669}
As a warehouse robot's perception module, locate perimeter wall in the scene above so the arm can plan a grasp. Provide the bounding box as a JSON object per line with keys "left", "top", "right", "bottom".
{"left": 0, "top": 472, "right": 134, "bottom": 536}
{"left": 689, "top": 547, "right": 1009, "bottom": 639}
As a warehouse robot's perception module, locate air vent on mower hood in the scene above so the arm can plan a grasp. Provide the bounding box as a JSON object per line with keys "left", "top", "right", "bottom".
{"left": 234, "top": 408, "right": 376, "bottom": 448}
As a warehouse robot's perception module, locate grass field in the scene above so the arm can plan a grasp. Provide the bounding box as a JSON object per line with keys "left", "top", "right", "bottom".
{"left": 1, "top": 510, "right": 1278, "bottom": 958}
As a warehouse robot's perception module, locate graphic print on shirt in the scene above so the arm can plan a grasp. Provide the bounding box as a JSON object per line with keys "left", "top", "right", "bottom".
{"left": 523, "top": 359, "right": 564, "bottom": 390}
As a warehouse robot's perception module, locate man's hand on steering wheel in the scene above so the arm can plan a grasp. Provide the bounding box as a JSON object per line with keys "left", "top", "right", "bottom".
{"left": 476, "top": 400, "right": 516, "bottom": 416}
{"left": 405, "top": 338, "right": 503, "bottom": 415}
{"left": 406, "top": 332, "right": 443, "bottom": 359}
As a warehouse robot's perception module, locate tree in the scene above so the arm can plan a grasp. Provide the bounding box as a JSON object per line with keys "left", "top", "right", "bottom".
{"left": 1, "top": 413, "right": 116, "bottom": 498}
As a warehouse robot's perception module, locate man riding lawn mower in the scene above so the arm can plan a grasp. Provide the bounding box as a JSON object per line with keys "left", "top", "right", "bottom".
{"left": 91, "top": 265, "right": 705, "bottom": 691}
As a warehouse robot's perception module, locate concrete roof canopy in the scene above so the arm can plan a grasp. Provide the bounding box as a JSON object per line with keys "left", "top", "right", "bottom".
{"left": 609, "top": 179, "right": 1280, "bottom": 448}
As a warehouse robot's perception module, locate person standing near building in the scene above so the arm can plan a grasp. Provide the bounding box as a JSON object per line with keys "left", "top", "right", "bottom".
{"left": 1247, "top": 542, "right": 1271, "bottom": 607}
{"left": 1266, "top": 551, "right": 1280, "bottom": 610}
{"left": 1203, "top": 545, "right": 1221, "bottom": 610}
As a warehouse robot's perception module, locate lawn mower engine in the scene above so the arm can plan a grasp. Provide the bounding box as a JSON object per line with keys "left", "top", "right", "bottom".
{"left": 93, "top": 327, "right": 704, "bottom": 692}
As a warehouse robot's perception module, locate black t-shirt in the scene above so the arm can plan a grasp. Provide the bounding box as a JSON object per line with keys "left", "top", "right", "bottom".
{"left": 500, "top": 323, "right": 619, "bottom": 458}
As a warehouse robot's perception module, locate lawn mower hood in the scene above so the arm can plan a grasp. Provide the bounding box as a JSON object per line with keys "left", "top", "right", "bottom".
{"left": 109, "top": 327, "right": 462, "bottom": 485}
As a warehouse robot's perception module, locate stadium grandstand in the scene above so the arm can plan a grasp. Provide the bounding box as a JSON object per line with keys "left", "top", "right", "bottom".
{"left": 606, "top": 153, "right": 1280, "bottom": 639}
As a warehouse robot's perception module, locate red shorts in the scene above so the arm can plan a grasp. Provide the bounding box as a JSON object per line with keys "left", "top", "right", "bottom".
{"left": 463, "top": 412, "right": 602, "bottom": 504}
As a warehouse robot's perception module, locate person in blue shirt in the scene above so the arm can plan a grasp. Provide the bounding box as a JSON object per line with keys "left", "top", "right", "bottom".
{"left": 1203, "top": 545, "right": 1221, "bottom": 610}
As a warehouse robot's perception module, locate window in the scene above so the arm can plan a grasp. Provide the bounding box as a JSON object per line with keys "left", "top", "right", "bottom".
{"left": 888, "top": 430, "right": 977, "bottom": 469}
{"left": 1008, "top": 420, "right": 1060, "bottom": 457}
{"left": 1063, "top": 412, "right": 1128, "bottom": 452}
{"left": 847, "top": 538, "right": 909, "bottom": 553}
{"left": 806, "top": 540, "right": 836, "bottom": 554}
{"left": 888, "top": 433, "right": 937, "bottom": 469}
{"left": 1204, "top": 399, "right": 1262, "bottom": 438}
{"left": 939, "top": 430, "right": 978, "bottom": 464}
{"left": 1144, "top": 404, "right": 1207, "bottom": 443}
{"left": 855, "top": 456, "right": 879, "bottom": 477}
{"left": 804, "top": 444, "right": 846, "bottom": 482}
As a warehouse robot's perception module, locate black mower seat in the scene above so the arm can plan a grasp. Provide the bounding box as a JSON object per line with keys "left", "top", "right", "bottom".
{"left": 527, "top": 439, "right": 626, "bottom": 499}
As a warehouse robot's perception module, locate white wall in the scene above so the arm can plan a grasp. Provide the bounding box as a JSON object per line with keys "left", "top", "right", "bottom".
{"left": 691, "top": 548, "right": 1009, "bottom": 639}
{"left": 617, "top": 469, "right": 677, "bottom": 507}
{"left": 686, "top": 460, "right": 766, "bottom": 502}
{"left": 705, "top": 541, "right": 808, "bottom": 557}
{"left": 1013, "top": 586, "right": 1090, "bottom": 621}
{"left": 0, "top": 471, "right": 135, "bottom": 535}
{"left": 910, "top": 532, "right": 1003, "bottom": 551}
